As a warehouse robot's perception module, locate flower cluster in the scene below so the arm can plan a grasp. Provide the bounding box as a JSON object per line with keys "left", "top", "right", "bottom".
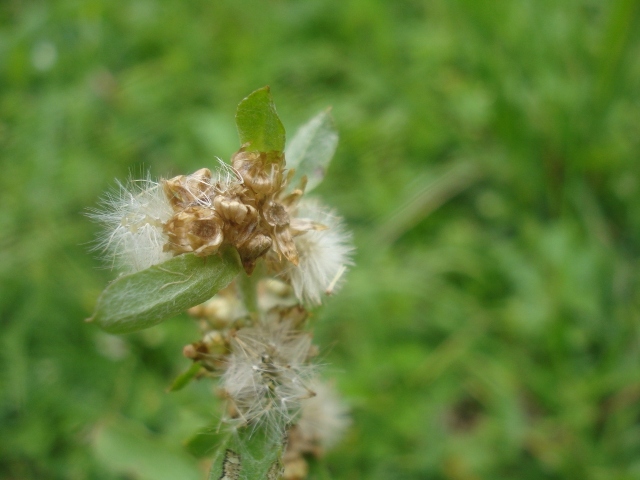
{"left": 186, "top": 289, "right": 349, "bottom": 479}
{"left": 223, "top": 318, "right": 316, "bottom": 432}
{"left": 92, "top": 147, "right": 353, "bottom": 306}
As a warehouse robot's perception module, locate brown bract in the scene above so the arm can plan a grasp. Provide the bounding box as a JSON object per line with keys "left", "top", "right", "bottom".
{"left": 163, "top": 167, "right": 215, "bottom": 208}
{"left": 282, "top": 425, "right": 317, "bottom": 480}
{"left": 161, "top": 146, "right": 311, "bottom": 274}
{"left": 232, "top": 149, "right": 284, "bottom": 196}
{"left": 163, "top": 206, "right": 224, "bottom": 256}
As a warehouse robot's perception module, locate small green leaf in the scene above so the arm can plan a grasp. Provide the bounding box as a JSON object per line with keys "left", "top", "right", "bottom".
{"left": 168, "top": 362, "right": 202, "bottom": 392}
{"left": 285, "top": 108, "right": 338, "bottom": 192}
{"left": 208, "top": 425, "right": 285, "bottom": 480}
{"left": 236, "top": 86, "right": 285, "bottom": 154}
{"left": 89, "top": 248, "right": 242, "bottom": 334}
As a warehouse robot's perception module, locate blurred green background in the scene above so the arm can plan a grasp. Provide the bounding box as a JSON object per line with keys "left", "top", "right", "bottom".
{"left": 2, "top": 0, "right": 640, "bottom": 478}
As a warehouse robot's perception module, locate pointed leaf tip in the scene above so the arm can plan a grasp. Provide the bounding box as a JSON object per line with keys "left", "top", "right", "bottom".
{"left": 236, "top": 86, "right": 285, "bottom": 154}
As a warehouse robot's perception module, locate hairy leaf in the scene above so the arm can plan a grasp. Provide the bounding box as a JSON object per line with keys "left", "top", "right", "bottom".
{"left": 89, "top": 248, "right": 241, "bottom": 334}
{"left": 236, "top": 86, "right": 285, "bottom": 154}
{"left": 285, "top": 108, "right": 338, "bottom": 192}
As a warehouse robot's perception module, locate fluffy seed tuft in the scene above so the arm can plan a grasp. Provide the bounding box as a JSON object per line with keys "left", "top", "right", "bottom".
{"left": 286, "top": 200, "right": 354, "bottom": 305}
{"left": 297, "top": 380, "right": 350, "bottom": 451}
{"left": 89, "top": 176, "right": 173, "bottom": 273}
{"left": 222, "top": 320, "right": 316, "bottom": 435}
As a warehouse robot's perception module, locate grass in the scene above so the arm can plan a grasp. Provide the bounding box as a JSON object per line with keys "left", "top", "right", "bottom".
{"left": 1, "top": 0, "right": 640, "bottom": 478}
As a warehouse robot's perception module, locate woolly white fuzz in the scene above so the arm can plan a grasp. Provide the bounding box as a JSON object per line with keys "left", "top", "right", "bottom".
{"left": 297, "top": 380, "right": 350, "bottom": 450}
{"left": 213, "top": 157, "right": 242, "bottom": 192}
{"left": 89, "top": 177, "right": 173, "bottom": 273}
{"left": 222, "top": 320, "right": 316, "bottom": 435}
{"left": 289, "top": 200, "right": 354, "bottom": 305}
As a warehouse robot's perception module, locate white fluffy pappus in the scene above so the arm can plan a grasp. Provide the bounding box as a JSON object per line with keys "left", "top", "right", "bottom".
{"left": 288, "top": 200, "right": 354, "bottom": 305}
{"left": 297, "top": 379, "right": 350, "bottom": 451}
{"left": 89, "top": 176, "right": 173, "bottom": 273}
{"left": 222, "top": 320, "right": 317, "bottom": 435}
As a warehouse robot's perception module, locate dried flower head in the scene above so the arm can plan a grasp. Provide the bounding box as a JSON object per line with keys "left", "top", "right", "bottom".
{"left": 222, "top": 319, "right": 317, "bottom": 435}
{"left": 90, "top": 141, "right": 353, "bottom": 313}
{"left": 231, "top": 148, "right": 285, "bottom": 196}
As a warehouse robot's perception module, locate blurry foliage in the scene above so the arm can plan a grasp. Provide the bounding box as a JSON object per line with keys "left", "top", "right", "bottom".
{"left": 1, "top": 0, "right": 640, "bottom": 479}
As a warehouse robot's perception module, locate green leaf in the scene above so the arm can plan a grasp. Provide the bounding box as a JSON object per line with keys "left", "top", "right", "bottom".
{"left": 236, "top": 86, "right": 285, "bottom": 153}
{"left": 185, "top": 423, "right": 224, "bottom": 458}
{"left": 93, "top": 417, "right": 201, "bottom": 480}
{"left": 208, "top": 425, "right": 286, "bottom": 480}
{"left": 168, "top": 362, "right": 202, "bottom": 392}
{"left": 89, "top": 248, "right": 242, "bottom": 334}
{"left": 285, "top": 108, "right": 338, "bottom": 192}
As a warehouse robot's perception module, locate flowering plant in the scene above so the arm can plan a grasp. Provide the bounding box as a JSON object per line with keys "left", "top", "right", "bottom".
{"left": 88, "top": 87, "right": 353, "bottom": 479}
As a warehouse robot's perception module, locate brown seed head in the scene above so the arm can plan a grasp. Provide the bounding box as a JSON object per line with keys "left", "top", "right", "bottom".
{"left": 164, "top": 168, "right": 214, "bottom": 209}
{"left": 273, "top": 226, "right": 299, "bottom": 266}
{"left": 232, "top": 149, "right": 284, "bottom": 196}
{"left": 263, "top": 201, "right": 290, "bottom": 228}
{"left": 237, "top": 233, "right": 273, "bottom": 274}
{"left": 163, "top": 206, "right": 224, "bottom": 256}
{"left": 214, "top": 195, "right": 258, "bottom": 226}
